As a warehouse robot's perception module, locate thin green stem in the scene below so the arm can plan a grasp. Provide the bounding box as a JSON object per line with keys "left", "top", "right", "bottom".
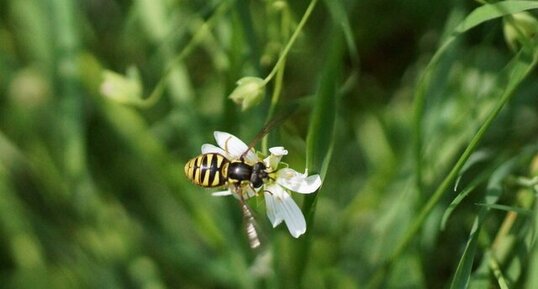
{"left": 262, "top": 4, "right": 291, "bottom": 153}
{"left": 132, "top": 2, "right": 230, "bottom": 108}
{"left": 261, "top": 60, "right": 286, "bottom": 154}
{"left": 413, "top": 36, "right": 456, "bottom": 197}
{"left": 263, "top": 0, "right": 318, "bottom": 85}
{"left": 52, "top": 0, "right": 86, "bottom": 186}
{"left": 136, "top": 76, "right": 167, "bottom": 108}
{"left": 489, "top": 254, "right": 510, "bottom": 289}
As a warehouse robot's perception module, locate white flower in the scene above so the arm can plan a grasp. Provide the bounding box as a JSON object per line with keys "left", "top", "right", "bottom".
{"left": 262, "top": 148, "right": 321, "bottom": 238}
{"left": 201, "top": 131, "right": 322, "bottom": 238}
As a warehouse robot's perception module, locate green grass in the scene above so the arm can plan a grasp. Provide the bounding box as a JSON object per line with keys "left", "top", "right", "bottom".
{"left": 1, "top": 0, "right": 538, "bottom": 288}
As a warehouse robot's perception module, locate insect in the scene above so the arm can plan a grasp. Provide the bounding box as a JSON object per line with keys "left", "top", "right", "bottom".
{"left": 183, "top": 153, "right": 269, "bottom": 190}
{"left": 184, "top": 144, "right": 271, "bottom": 249}
{"left": 184, "top": 152, "right": 269, "bottom": 248}
{"left": 184, "top": 111, "right": 293, "bottom": 249}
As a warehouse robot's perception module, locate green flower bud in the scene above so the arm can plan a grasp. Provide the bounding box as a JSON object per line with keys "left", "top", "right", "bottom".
{"left": 503, "top": 12, "right": 538, "bottom": 51}
{"left": 228, "top": 77, "right": 265, "bottom": 111}
{"left": 100, "top": 66, "right": 143, "bottom": 105}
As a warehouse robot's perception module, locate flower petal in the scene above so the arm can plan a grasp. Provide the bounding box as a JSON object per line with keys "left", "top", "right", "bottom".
{"left": 280, "top": 195, "right": 307, "bottom": 238}
{"left": 243, "top": 150, "right": 259, "bottom": 165}
{"left": 212, "top": 190, "right": 232, "bottom": 197}
{"left": 276, "top": 168, "right": 322, "bottom": 194}
{"left": 264, "top": 187, "right": 283, "bottom": 227}
{"left": 269, "top": 146, "right": 288, "bottom": 156}
{"left": 264, "top": 146, "right": 288, "bottom": 170}
{"left": 223, "top": 184, "right": 259, "bottom": 201}
{"left": 265, "top": 184, "right": 307, "bottom": 238}
{"left": 201, "top": 144, "right": 227, "bottom": 155}
{"left": 242, "top": 185, "right": 258, "bottom": 199}
{"left": 214, "top": 131, "right": 257, "bottom": 163}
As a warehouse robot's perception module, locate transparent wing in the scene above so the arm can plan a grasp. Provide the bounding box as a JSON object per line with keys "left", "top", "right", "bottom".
{"left": 242, "top": 107, "right": 296, "bottom": 159}
{"left": 239, "top": 200, "right": 261, "bottom": 249}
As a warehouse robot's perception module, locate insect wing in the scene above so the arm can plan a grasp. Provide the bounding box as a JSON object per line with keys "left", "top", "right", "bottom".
{"left": 242, "top": 106, "right": 297, "bottom": 159}
{"left": 241, "top": 202, "right": 261, "bottom": 249}
{"left": 240, "top": 200, "right": 261, "bottom": 249}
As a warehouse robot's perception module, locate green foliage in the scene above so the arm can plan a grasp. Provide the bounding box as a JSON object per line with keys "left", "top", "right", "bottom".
{"left": 1, "top": 0, "right": 538, "bottom": 289}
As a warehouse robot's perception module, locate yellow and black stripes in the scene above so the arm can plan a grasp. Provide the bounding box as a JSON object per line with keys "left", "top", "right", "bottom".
{"left": 185, "top": 151, "right": 269, "bottom": 250}
{"left": 184, "top": 153, "right": 229, "bottom": 187}
{"left": 185, "top": 152, "right": 269, "bottom": 190}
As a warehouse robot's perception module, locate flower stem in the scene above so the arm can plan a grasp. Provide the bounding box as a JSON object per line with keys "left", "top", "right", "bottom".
{"left": 262, "top": 4, "right": 291, "bottom": 153}
{"left": 136, "top": 2, "right": 230, "bottom": 108}
{"left": 262, "top": 0, "right": 319, "bottom": 85}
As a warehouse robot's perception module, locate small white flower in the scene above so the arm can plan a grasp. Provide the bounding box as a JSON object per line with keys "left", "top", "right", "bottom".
{"left": 201, "top": 131, "right": 322, "bottom": 238}
{"left": 262, "top": 149, "right": 322, "bottom": 238}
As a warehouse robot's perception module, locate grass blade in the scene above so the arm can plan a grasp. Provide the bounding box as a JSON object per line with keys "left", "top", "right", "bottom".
{"left": 370, "top": 3, "right": 538, "bottom": 287}
{"left": 449, "top": 212, "right": 485, "bottom": 289}
{"left": 292, "top": 22, "right": 344, "bottom": 286}
{"left": 449, "top": 151, "right": 529, "bottom": 289}
{"left": 455, "top": 1, "right": 538, "bottom": 34}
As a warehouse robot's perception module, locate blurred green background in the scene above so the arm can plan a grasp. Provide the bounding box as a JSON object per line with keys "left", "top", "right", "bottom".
{"left": 1, "top": 0, "right": 538, "bottom": 288}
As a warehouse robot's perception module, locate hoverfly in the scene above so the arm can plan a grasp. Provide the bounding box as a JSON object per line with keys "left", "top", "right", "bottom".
{"left": 184, "top": 114, "right": 290, "bottom": 249}
{"left": 184, "top": 147, "right": 269, "bottom": 248}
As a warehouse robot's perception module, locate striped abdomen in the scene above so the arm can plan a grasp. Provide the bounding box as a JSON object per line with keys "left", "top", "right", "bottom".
{"left": 184, "top": 153, "right": 229, "bottom": 187}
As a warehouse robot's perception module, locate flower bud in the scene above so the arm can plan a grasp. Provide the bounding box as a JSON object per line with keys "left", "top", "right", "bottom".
{"left": 100, "top": 66, "right": 143, "bottom": 105}
{"left": 503, "top": 12, "right": 538, "bottom": 51}
{"left": 228, "top": 76, "right": 265, "bottom": 111}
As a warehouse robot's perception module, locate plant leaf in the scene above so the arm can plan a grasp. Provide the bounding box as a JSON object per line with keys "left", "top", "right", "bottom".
{"left": 455, "top": 1, "right": 538, "bottom": 34}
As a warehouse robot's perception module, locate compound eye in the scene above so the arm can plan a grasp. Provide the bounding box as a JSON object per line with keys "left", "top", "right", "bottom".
{"left": 253, "top": 162, "right": 266, "bottom": 171}
{"left": 251, "top": 176, "right": 263, "bottom": 188}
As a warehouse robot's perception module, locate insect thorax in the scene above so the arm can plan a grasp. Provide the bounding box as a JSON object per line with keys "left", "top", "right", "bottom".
{"left": 227, "top": 160, "right": 269, "bottom": 189}
{"left": 227, "top": 161, "right": 254, "bottom": 184}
